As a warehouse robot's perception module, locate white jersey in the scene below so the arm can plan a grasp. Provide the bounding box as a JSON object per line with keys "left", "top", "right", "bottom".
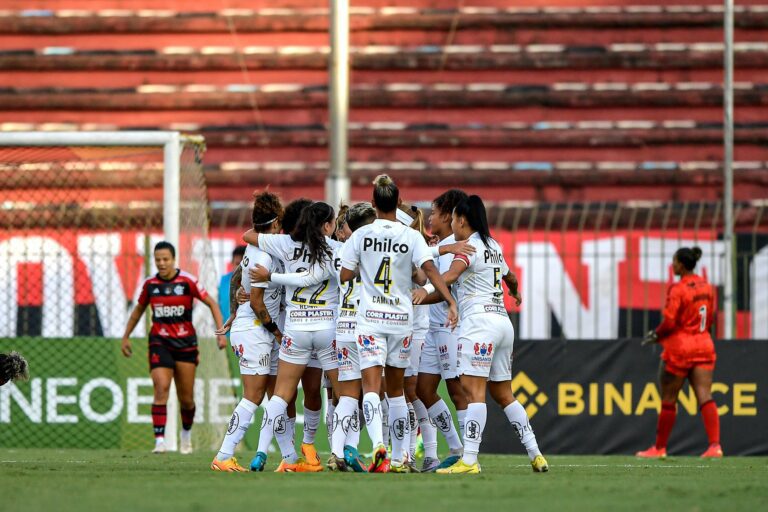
{"left": 341, "top": 218, "right": 432, "bottom": 335}
{"left": 258, "top": 234, "right": 339, "bottom": 331}
{"left": 335, "top": 244, "right": 361, "bottom": 340}
{"left": 454, "top": 232, "right": 510, "bottom": 319}
{"left": 231, "top": 244, "right": 281, "bottom": 333}
{"left": 429, "top": 234, "right": 459, "bottom": 329}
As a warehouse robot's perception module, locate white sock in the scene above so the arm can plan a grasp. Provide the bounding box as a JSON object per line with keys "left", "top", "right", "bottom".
{"left": 381, "top": 394, "right": 390, "bottom": 448}
{"left": 413, "top": 399, "right": 438, "bottom": 459}
{"left": 181, "top": 428, "right": 192, "bottom": 444}
{"left": 388, "top": 395, "right": 409, "bottom": 463}
{"left": 457, "top": 408, "right": 467, "bottom": 441}
{"left": 302, "top": 407, "right": 320, "bottom": 445}
{"left": 258, "top": 396, "right": 296, "bottom": 462}
{"left": 349, "top": 408, "right": 362, "bottom": 448}
{"left": 326, "top": 403, "right": 336, "bottom": 446}
{"left": 462, "top": 402, "right": 486, "bottom": 465}
{"left": 216, "top": 398, "right": 257, "bottom": 461}
{"left": 407, "top": 402, "right": 418, "bottom": 462}
{"left": 504, "top": 401, "right": 541, "bottom": 459}
{"left": 428, "top": 399, "right": 463, "bottom": 452}
{"left": 274, "top": 415, "right": 296, "bottom": 457}
{"left": 331, "top": 396, "right": 357, "bottom": 457}
{"left": 363, "top": 392, "right": 383, "bottom": 448}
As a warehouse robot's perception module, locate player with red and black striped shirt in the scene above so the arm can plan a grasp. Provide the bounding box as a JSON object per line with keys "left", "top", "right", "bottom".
{"left": 121, "top": 241, "right": 227, "bottom": 454}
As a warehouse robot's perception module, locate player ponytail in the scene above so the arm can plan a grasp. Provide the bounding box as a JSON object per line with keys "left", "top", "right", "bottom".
{"left": 454, "top": 195, "right": 493, "bottom": 248}
{"left": 398, "top": 202, "right": 430, "bottom": 243}
{"left": 372, "top": 174, "right": 399, "bottom": 213}
{"left": 334, "top": 202, "right": 350, "bottom": 240}
{"left": 293, "top": 202, "right": 334, "bottom": 266}
{"left": 154, "top": 241, "right": 176, "bottom": 259}
{"left": 251, "top": 190, "right": 284, "bottom": 233}
{"left": 0, "top": 351, "right": 29, "bottom": 386}
{"left": 675, "top": 246, "right": 703, "bottom": 271}
{"left": 346, "top": 202, "right": 377, "bottom": 232}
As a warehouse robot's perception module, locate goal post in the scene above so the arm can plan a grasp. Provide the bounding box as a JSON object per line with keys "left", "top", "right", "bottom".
{"left": 0, "top": 131, "right": 232, "bottom": 452}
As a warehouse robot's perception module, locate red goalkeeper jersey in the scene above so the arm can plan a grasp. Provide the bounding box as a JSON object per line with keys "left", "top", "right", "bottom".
{"left": 655, "top": 274, "right": 716, "bottom": 358}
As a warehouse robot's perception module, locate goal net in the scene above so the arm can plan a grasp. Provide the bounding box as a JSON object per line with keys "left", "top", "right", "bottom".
{"left": 0, "top": 132, "right": 235, "bottom": 451}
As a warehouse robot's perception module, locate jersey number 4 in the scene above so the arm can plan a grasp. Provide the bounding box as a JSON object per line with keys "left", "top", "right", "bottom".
{"left": 374, "top": 257, "right": 392, "bottom": 294}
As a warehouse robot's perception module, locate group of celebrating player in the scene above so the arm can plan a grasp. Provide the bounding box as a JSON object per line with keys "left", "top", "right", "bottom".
{"left": 120, "top": 172, "right": 724, "bottom": 473}
{"left": 207, "top": 175, "right": 548, "bottom": 474}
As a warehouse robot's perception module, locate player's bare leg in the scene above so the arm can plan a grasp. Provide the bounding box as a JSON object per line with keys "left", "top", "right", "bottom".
{"left": 489, "top": 380, "right": 547, "bottom": 472}
{"left": 173, "top": 361, "right": 197, "bottom": 454}
{"left": 638, "top": 362, "right": 686, "bottom": 458}
{"left": 150, "top": 367, "right": 173, "bottom": 453}
{"left": 300, "top": 366, "right": 323, "bottom": 466}
{"left": 690, "top": 366, "right": 722, "bottom": 457}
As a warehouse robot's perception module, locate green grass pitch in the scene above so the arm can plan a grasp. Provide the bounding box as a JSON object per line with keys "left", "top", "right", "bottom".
{"left": 0, "top": 450, "right": 766, "bottom": 512}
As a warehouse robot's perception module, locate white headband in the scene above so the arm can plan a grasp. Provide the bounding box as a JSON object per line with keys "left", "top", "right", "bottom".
{"left": 254, "top": 216, "right": 277, "bottom": 227}
{"left": 396, "top": 208, "right": 414, "bottom": 226}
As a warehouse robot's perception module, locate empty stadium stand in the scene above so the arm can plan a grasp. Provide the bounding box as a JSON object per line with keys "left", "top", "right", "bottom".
{"left": 1, "top": 0, "right": 767, "bottom": 212}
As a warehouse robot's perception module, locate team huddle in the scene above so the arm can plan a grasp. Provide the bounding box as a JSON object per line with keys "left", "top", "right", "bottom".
{"left": 210, "top": 175, "right": 548, "bottom": 474}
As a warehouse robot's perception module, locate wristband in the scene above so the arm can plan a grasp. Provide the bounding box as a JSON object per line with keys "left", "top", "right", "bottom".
{"left": 264, "top": 321, "right": 280, "bottom": 334}
{"left": 423, "top": 283, "right": 436, "bottom": 295}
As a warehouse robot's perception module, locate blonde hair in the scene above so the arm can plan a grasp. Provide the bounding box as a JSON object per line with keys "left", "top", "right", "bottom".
{"left": 398, "top": 202, "right": 429, "bottom": 243}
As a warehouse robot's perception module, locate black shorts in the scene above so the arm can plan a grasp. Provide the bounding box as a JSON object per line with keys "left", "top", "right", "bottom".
{"left": 149, "top": 342, "right": 199, "bottom": 370}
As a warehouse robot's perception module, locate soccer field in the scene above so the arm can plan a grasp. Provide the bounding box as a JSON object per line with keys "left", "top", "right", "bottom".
{"left": 0, "top": 450, "right": 765, "bottom": 512}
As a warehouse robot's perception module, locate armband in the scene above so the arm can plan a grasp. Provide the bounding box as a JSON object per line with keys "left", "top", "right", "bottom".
{"left": 423, "top": 284, "right": 436, "bottom": 295}
{"left": 264, "top": 321, "right": 280, "bottom": 334}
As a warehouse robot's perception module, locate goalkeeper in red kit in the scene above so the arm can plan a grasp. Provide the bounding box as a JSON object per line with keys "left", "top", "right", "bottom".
{"left": 637, "top": 246, "right": 722, "bottom": 458}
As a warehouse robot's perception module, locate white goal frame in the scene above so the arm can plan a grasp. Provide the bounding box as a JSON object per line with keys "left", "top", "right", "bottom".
{"left": 0, "top": 131, "right": 203, "bottom": 451}
{"left": 0, "top": 131, "right": 190, "bottom": 252}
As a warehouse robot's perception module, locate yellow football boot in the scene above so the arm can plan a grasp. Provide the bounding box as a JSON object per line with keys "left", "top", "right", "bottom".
{"left": 531, "top": 455, "right": 549, "bottom": 473}
{"left": 435, "top": 458, "right": 481, "bottom": 474}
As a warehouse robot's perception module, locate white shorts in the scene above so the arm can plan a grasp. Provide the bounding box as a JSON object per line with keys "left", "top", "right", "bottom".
{"left": 405, "top": 333, "right": 425, "bottom": 378}
{"left": 355, "top": 329, "right": 412, "bottom": 370}
{"left": 457, "top": 314, "right": 514, "bottom": 381}
{"left": 336, "top": 338, "right": 361, "bottom": 382}
{"left": 307, "top": 350, "right": 322, "bottom": 369}
{"left": 419, "top": 328, "right": 459, "bottom": 379}
{"left": 279, "top": 327, "right": 337, "bottom": 372}
{"left": 231, "top": 328, "right": 274, "bottom": 376}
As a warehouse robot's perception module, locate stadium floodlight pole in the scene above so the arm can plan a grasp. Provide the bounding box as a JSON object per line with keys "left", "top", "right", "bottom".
{"left": 723, "top": 0, "right": 735, "bottom": 339}
{"left": 326, "top": 0, "right": 351, "bottom": 207}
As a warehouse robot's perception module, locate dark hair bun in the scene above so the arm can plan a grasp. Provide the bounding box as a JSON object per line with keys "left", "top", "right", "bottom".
{"left": 692, "top": 246, "right": 703, "bottom": 261}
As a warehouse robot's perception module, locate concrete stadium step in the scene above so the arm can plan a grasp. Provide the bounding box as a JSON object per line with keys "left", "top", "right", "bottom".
{"left": 7, "top": 104, "right": 768, "bottom": 127}
{"left": 1, "top": 81, "right": 765, "bottom": 111}
{"left": 6, "top": 120, "right": 764, "bottom": 148}
{"left": 2, "top": 5, "right": 765, "bottom": 34}
{"left": 3, "top": 42, "right": 767, "bottom": 71}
